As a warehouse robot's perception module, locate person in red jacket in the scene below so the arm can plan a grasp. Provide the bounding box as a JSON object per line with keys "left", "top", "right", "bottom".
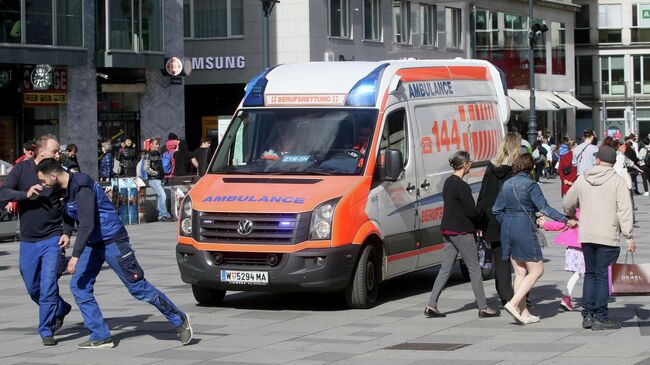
{"left": 559, "top": 141, "right": 578, "bottom": 197}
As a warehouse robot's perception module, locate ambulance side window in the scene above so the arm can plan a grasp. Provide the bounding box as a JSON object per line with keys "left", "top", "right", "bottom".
{"left": 378, "top": 108, "right": 408, "bottom": 166}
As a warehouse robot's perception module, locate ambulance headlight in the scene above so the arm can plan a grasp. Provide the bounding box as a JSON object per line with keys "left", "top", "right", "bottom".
{"left": 309, "top": 198, "right": 340, "bottom": 240}
{"left": 180, "top": 196, "right": 193, "bottom": 237}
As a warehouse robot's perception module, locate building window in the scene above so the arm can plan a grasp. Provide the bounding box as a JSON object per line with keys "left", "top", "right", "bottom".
{"left": 576, "top": 56, "right": 593, "bottom": 96}
{"left": 551, "top": 22, "right": 565, "bottom": 75}
{"left": 475, "top": 9, "right": 497, "bottom": 50}
{"left": 575, "top": 4, "right": 589, "bottom": 44}
{"left": 364, "top": 0, "right": 381, "bottom": 41}
{"left": 0, "top": 0, "right": 82, "bottom": 46}
{"left": 393, "top": 1, "right": 411, "bottom": 44}
{"left": 601, "top": 56, "right": 625, "bottom": 95}
{"left": 598, "top": 4, "right": 622, "bottom": 43}
{"left": 634, "top": 56, "right": 650, "bottom": 94}
{"left": 420, "top": 4, "right": 436, "bottom": 46}
{"left": 445, "top": 7, "right": 461, "bottom": 49}
{"left": 329, "top": 0, "right": 350, "bottom": 38}
{"left": 106, "top": 0, "right": 162, "bottom": 52}
{"left": 187, "top": 0, "right": 243, "bottom": 39}
{"left": 632, "top": 4, "right": 650, "bottom": 43}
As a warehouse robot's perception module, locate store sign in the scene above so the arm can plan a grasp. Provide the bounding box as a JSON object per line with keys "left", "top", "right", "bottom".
{"left": 101, "top": 83, "right": 146, "bottom": 93}
{"left": 98, "top": 111, "right": 141, "bottom": 121}
{"left": 165, "top": 57, "right": 184, "bottom": 76}
{"left": 0, "top": 70, "right": 13, "bottom": 88}
{"left": 24, "top": 92, "right": 67, "bottom": 105}
{"left": 23, "top": 67, "right": 67, "bottom": 91}
{"left": 640, "top": 5, "right": 650, "bottom": 27}
{"left": 191, "top": 56, "right": 246, "bottom": 71}
{"left": 31, "top": 64, "right": 53, "bottom": 90}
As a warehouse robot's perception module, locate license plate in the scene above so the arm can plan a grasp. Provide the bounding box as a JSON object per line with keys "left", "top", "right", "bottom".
{"left": 220, "top": 270, "right": 268, "bottom": 285}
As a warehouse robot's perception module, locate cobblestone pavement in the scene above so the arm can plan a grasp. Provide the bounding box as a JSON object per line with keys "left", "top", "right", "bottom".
{"left": 1, "top": 177, "right": 650, "bottom": 365}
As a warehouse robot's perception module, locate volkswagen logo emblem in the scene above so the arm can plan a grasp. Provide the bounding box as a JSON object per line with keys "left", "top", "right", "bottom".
{"left": 237, "top": 219, "right": 254, "bottom": 236}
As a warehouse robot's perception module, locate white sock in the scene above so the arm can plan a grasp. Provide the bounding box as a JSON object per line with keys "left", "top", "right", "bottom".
{"left": 566, "top": 272, "right": 581, "bottom": 297}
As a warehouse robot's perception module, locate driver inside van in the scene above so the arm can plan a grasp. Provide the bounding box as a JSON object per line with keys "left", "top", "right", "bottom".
{"left": 353, "top": 123, "right": 372, "bottom": 168}
{"left": 261, "top": 121, "right": 296, "bottom": 160}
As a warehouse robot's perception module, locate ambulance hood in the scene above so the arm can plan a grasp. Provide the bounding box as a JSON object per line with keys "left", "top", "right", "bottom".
{"left": 190, "top": 175, "right": 362, "bottom": 213}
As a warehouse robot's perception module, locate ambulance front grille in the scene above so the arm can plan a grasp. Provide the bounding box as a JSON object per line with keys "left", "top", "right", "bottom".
{"left": 198, "top": 212, "right": 311, "bottom": 244}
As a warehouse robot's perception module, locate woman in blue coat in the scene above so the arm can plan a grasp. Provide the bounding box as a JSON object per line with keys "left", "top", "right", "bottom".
{"left": 493, "top": 153, "right": 576, "bottom": 324}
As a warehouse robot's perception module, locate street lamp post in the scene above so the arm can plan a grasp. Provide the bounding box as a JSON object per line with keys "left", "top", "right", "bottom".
{"left": 261, "top": 0, "right": 279, "bottom": 69}
{"left": 527, "top": 0, "right": 547, "bottom": 146}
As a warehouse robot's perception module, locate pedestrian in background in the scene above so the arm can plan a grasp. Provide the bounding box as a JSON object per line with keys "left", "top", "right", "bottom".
{"left": 425, "top": 151, "right": 501, "bottom": 319}
{"left": 558, "top": 141, "right": 577, "bottom": 197}
{"left": 117, "top": 138, "right": 138, "bottom": 177}
{"left": 493, "top": 153, "right": 574, "bottom": 324}
{"left": 36, "top": 159, "right": 193, "bottom": 349}
{"left": 573, "top": 130, "right": 598, "bottom": 176}
{"left": 563, "top": 145, "right": 635, "bottom": 331}
{"left": 15, "top": 140, "right": 37, "bottom": 165}
{"left": 173, "top": 140, "right": 194, "bottom": 177}
{"left": 63, "top": 144, "right": 80, "bottom": 173}
{"left": 144, "top": 137, "right": 173, "bottom": 222}
{"left": 98, "top": 141, "right": 114, "bottom": 182}
{"left": 477, "top": 132, "right": 521, "bottom": 306}
{"left": 639, "top": 139, "right": 650, "bottom": 196}
{"left": 0, "top": 134, "right": 71, "bottom": 346}
{"left": 191, "top": 138, "right": 212, "bottom": 177}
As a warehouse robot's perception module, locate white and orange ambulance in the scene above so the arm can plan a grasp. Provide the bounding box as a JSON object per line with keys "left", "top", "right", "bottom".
{"left": 176, "top": 59, "right": 509, "bottom": 308}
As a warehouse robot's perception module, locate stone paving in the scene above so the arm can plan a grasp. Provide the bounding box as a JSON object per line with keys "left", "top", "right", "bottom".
{"left": 1, "top": 177, "right": 650, "bottom": 365}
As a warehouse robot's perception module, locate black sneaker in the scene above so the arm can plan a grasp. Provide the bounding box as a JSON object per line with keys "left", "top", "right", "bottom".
{"left": 582, "top": 314, "right": 594, "bottom": 329}
{"left": 54, "top": 302, "right": 72, "bottom": 334}
{"left": 592, "top": 319, "right": 622, "bottom": 331}
{"left": 424, "top": 307, "right": 446, "bottom": 318}
{"left": 176, "top": 314, "right": 193, "bottom": 345}
{"left": 77, "top": 338, "right": 115, "bottom": 349}
{"left": 42, "top": 336, "right": 57, "bottom": 346}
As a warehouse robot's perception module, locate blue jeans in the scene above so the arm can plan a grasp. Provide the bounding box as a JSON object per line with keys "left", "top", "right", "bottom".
{"left": 70, "top": 238, "right": 185, "bottom": 341}
{"left": 149, "top": 179, "right": 171, "bottom": 220}
{"left": 582, "top": 243, "right": 620, "bottom": 322}
{"left": 19, "top": 236, "right": 72, "bottom": 338}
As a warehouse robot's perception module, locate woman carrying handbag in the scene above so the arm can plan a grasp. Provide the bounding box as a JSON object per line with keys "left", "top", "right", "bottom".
{"left": 424, "top": 151, "right": 501, "bottom": 319}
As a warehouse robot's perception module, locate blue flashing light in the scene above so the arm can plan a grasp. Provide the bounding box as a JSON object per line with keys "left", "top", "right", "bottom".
{"left": 242, "top": 67, "right": 275, "bottom": 107}
{"left": 345, "top": 63, "right": 389, "bottom": 107}
{"left": 278, "top": 220, "right": 295, "bottom": 229}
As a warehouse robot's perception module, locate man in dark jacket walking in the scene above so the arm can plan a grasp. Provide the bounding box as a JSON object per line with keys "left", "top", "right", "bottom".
{"left": 0, "top": 134, "right": 71, "bottom": 346}
{"left": 36, "top": 158, "right": 192, "bottom": 349}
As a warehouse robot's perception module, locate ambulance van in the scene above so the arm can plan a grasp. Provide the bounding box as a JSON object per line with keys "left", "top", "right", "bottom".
{"left": 176, "top": 59, "right": 509, "bottom": 308}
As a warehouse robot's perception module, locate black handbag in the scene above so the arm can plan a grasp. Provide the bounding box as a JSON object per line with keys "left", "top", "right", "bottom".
{"left": 562, "top": 165, "right": 572, "bottom": 175}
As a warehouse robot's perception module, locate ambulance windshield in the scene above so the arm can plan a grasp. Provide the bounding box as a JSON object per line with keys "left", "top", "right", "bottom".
{"left": 210, "top": 108, "right": 378, "bottom": 176}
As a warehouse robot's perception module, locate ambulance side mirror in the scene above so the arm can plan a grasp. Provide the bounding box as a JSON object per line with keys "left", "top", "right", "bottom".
{"left": 382, "top": 149, "right": 403, "bottom": 182}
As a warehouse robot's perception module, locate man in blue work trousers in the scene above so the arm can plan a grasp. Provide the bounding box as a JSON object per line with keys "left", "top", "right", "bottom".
{"left": 0, "top": 134, "right": 71, "bottom": 346}
{"left": 36, "top": 158, "right": 193, "bottom": 349}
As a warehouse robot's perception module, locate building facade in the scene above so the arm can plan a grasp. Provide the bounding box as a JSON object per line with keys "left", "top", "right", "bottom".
{"left": 184, "top": 0, "right": 581, "bottom": 148}
{"left": 574, "top": 0, "right": 650, "bottom": 139}
{"left": 0, "top": 0, "right": 185, "bottom": 177}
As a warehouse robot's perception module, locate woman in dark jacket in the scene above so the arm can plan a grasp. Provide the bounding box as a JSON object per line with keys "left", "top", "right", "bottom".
{"left": 558, "top": 141, "right": 577, "bottom": 197}
{"left": 425, "top": 151, "right": 500, "bottom": 319}
{"left": 493, "top": 153, "right": 574, "bottom": 325}
{"left": 118, "top": 138, "right": 138, "bottom": 176}
{"left": 173, "top": 140, "right": 194, "bottom": 176}
{"left": 477, "top": 132, "right": 521, "bottom": 305}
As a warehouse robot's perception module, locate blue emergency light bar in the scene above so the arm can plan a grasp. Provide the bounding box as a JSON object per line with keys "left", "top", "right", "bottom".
{"left": 242, "top": 67, "right": 275, "bottom": 107}
{"left": 345, "top": 63, "right": 389, "bottom": 107}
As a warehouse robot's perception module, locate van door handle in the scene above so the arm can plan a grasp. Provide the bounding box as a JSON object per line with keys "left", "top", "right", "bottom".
{"left": 406, "top": 183, "right": 416, "bottom": 194}
{"left": 420, "top": 180, "right": 430, "bottom": 190}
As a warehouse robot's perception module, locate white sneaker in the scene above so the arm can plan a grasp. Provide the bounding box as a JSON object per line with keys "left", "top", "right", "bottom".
{"left": 643, "top": 192, "right": 649, "bottom": 196}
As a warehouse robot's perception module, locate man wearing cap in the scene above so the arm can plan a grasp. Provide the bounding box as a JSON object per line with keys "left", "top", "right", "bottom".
{"left": 563, "top": 146, "right": 635, "bottom": 331}
{"left": 573, "top": 130, "right": 599, "bottom": 176}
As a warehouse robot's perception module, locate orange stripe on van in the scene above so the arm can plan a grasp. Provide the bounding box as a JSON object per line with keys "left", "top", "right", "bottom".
{"left": 396, "top": 67, "right": 452, "bottom": 82}
{"left": 468, "top": 104, "right": 476, "bottom": 121}
{"left": 462, "top": 132, "right": 470, "bottom": 151}
{"left": 471, "top": 131, "right": 479, "bottom": 157}
{"left": 457, "top": 105, "right": 466, "bottom": 121}
{"left": 448, "top": 66, "right": 492, "bottom": 81}
{"left": 387, "top": 244, "right": 445, "bottom": 262}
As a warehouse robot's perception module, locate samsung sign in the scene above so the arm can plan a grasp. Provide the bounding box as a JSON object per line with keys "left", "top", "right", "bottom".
{"left": 191, "top": 56, "right": 246, "bottom": 70}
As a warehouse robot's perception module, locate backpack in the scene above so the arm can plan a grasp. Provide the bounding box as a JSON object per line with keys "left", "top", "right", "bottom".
{"left": 162, "top": 151, "right": 175, "bottom": 175}
{"left": 137, "top": 156, "right": 148, "bottom": 180}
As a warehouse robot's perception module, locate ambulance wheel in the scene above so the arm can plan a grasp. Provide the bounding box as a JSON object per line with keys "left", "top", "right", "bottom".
{"left": 345, "top": 245, "right": 379, "bottom": 309}
{"left": 192, "top": 285, "right": 226, "bottom": 306}
{"left": 459, "top": 261, "right": 493, "bottom": 281}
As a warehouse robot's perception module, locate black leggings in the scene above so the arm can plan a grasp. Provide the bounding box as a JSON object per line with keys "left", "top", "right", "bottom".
{"left": 490, "top": 242, "right": 514, "bottom": 304}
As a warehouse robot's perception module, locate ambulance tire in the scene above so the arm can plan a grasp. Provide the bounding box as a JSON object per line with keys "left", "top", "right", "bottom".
{"left": 345, "top": 245, "right": 380, "bottom": 309}
{"left": 459, "top": 261, "right": 494, "bottom": 281}
{"left": 192, "top": 285, "right": 226, "bottom": 306}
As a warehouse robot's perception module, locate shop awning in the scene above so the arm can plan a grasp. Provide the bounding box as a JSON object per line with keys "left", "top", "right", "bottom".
{"left": 508, "top": 89, "right": 559, "bottom": 111}
{"left": 509, "top": 96, "right": 525, "bottom": 111}
{"left": 539, "top": 91, "right": 574, "bottom": 109}
{"left": 554, "top": 92, "right": 592, "bottom": 110}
